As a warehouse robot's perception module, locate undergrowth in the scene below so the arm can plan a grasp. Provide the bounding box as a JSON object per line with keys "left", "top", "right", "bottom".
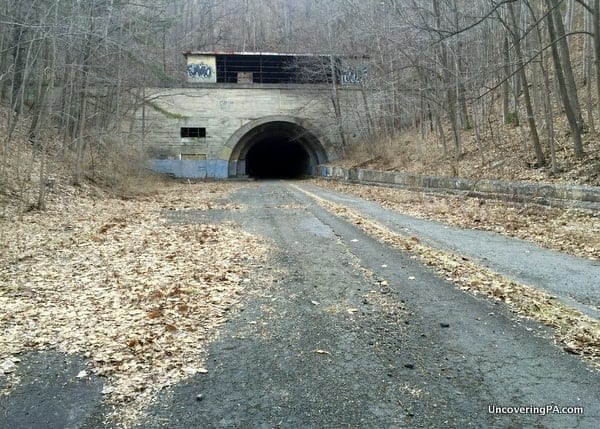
{"left": 0, "top": 104, "right": 167, "bottom": 219}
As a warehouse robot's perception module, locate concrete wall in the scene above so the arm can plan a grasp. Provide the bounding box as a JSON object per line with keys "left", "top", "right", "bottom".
{"left": 316, "top": 165, "right": 600, "bottom": 210}
{"left": 136, "top": 84, "right": 363, "bottom": 178}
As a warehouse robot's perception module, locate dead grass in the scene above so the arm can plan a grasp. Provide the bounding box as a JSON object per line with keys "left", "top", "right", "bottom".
{"left": 82, "top": 135, "right": 171, "bottom": 199}
{"left": 337, "top": 107, "right": 600, "bottom": 186}
{"left": 0, "top": 103, "right": 167, "bottom": 221}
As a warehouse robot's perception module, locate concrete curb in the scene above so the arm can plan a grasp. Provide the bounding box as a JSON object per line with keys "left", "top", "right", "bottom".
{"left": 315, "top": 165, "right": 600, "bottom": 211}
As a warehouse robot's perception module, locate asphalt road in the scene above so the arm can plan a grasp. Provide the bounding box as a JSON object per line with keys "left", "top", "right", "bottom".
{"left": 300, "top": 183, "right": 600, "bottom": 318}
{"left": 1, "top": 180, "right": 598, "bottom": 428}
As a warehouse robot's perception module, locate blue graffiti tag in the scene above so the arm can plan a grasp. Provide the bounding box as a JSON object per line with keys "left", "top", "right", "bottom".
{"left": 341, "top": 66, "right": 369, "bottom": 85}
{"left": 187, "top": 63, "right": 213, "bottom": 79}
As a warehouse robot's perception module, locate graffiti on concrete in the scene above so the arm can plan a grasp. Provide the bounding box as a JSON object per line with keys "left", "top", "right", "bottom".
{"left": 341, "top": 66, "right": 368, "bottom": 85}
{"left": 187, "top": 63, "right": 213, "bottom": 79}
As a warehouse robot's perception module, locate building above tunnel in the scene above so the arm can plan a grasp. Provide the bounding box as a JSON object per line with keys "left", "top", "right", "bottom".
{"left": 184, "top": 51, "right": 368, "bottom": 85}
{"left": 136, "top": 51, "right": 370, "bottom": 179}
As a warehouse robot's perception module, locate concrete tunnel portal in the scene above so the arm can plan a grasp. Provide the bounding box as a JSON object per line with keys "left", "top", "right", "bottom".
{"left": 228, "top": 120, "right": 329, "bottom": 179}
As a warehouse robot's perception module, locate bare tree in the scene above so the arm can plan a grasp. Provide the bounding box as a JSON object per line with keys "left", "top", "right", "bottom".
{"left": 547, "top": 0, "right": 585, "bottom": 158}
{"left": 505, "top": 1, "right": 546, "bottom": 166}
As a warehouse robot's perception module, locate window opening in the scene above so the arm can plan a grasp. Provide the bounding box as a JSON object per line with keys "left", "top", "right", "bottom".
{"left": 181, "top": 127, "right": 206, "bottom": 138}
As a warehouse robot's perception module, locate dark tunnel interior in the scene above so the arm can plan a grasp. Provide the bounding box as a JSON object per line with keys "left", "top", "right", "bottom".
{"left": 245, "top": 136, "right": 311, "bottom": 179}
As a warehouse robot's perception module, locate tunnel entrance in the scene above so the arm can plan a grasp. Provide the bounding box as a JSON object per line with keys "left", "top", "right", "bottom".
{"left": 246, "top": 137, "right": 310, "bottom": 179}
{"left": 228, "top": 119, "right": 329, "bottom": 179}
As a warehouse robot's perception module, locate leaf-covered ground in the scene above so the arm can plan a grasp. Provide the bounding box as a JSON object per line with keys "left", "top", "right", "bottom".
{"left": 1, "top": 177, "right": 598, "bottom": 427}
{"left": 336, "top": 115, "right": 600, "bottom": 186}
{"left": 312, "top": 179, "right": 599, "bottom": 260}
{"left": 0, "top": 182, "right": 270, "bottom": 426}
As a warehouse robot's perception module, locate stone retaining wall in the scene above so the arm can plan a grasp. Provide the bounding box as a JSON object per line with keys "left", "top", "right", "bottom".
{"left": 315, "top": 165, "right": 600, "bottom": 211}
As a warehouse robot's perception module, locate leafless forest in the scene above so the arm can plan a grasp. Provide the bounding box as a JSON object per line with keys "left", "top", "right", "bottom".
{"left": 1, "top": 3, "right": 599, "bottom": 425}
{"left": 1, "top": 0, "right": 599, "bottom": 210}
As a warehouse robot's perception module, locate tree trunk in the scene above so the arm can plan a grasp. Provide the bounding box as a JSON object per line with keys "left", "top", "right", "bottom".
{"left": 38, "top": 5, "right": 59, "bottom": 210}
{"left": 433, "top": 0, "right": 462, "bottom": 160}
{"left": 74, "top": 12, "right": 94, "bottom": 185}
{"left": 585, "top": 7, "right": 596, "bottom": 133}
{"left": 594, "top": 0, "right": 600, "bottom": 115}
{"left": 508, "top": 3, "right": 546, "bottom": 167}
{"left": 549, "top": 0, "right": 583, "bottom": 129}
{"left": 329, "top": 55, "right": 347, "bottom": 156}
{"left": 502, "top": 36, "right": 513, "bottom": 124}
{"left": 541, "top": 53, "right": 558, "bottom": 175}
{"left": 547, "top": 4, "right": 585, "bottom": 159}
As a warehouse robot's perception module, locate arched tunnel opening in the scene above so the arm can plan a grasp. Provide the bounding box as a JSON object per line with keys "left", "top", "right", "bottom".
{"left": 230, "top": 120, "right": 328, "bottom": 179}
{"left": 246, "top": 136, "right": 310, "bottom": 179}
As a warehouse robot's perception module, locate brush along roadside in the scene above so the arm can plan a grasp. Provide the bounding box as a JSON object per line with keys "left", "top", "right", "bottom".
{"left": 291, "top": 184, "right": 600, "bottom": 369}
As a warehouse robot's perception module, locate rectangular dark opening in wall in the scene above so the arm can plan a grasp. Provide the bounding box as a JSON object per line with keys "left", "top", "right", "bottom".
{"left": 181, "top": 127, "right": 206, "bottom": 138}
{"left": 214, "top": 53, "right": 334, "bottom": 84}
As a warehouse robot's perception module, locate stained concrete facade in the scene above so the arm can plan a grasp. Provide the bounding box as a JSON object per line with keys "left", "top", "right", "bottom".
{"left": 137, "top": 83, "right": 363, "bottom": 179}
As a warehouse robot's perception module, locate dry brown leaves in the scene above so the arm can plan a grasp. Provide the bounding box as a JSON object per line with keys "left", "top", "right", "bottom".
{"left": 313, "top": 179, "right": 599, "bottom": 260}
{"left": 294, "top": 184, "right": 600, "bottom": 369}
{"left": 336, "top": 114, "right": 599, "bottom": 186}
{"left": 0, "top": 181, "right": 269, "bottom": 426}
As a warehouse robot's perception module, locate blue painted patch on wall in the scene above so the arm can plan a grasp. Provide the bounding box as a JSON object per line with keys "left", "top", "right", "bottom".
{"left": 149, "top": 159, "right": 229, "bottom": 179}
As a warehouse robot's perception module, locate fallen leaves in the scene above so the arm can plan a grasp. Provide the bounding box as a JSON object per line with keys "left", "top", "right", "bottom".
{"left": 0, "top": 182, "right": 270, "bottom": 426}
{"left": 0, "top": 357, "right": 19, "bottom": 375}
